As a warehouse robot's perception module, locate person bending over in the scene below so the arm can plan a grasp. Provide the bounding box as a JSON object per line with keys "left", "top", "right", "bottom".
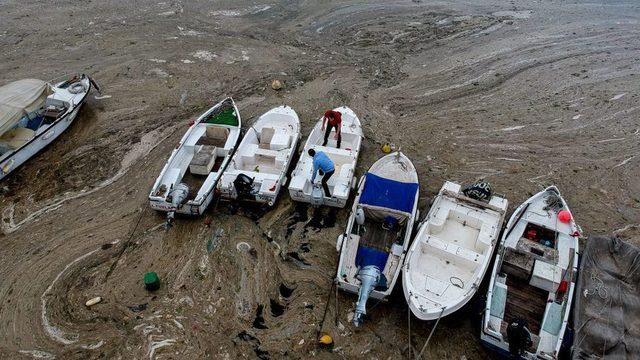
{"left": 309, "top": 148, "right": 335, "bottom": 197}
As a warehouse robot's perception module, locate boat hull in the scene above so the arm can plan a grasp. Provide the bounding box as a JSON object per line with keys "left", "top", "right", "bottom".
{"left": 218, "top": 105, "right": 300, "bottom": 206}
{"left": 403, "top": 181, "right": 508, "bottom": 321}
{"left": 288, "top": 106, "right": 362, "bottom": 208}
{"left": 148, "top": 98, "right": 241, "bottom": 216}
{"left": 480, "top": 186, "right": 580, "bottom": 360}
{"left": 336, "top": 152, "right": 420, "bottom": 302}
{"left": 0, "top": 77, "right": 91, "bottom": 181}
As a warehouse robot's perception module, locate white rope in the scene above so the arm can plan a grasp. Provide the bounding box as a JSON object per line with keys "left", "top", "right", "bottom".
{"left": 416, "top": 306, "right": 446, "bottom": 359}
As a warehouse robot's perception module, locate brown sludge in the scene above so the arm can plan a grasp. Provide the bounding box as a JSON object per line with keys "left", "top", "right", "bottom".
{"left": 1, "top": 0, "right": 639, "bottom": 359}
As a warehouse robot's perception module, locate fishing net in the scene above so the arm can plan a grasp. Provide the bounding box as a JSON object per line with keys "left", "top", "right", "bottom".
{"left": 572, "top": 235, "right": 640, "bottom": 359}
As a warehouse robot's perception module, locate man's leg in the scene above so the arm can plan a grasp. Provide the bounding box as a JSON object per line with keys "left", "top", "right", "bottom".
{"left": 321, "top": 170, "right": 334, "bottom": 197}
{"left": 322, "top": 125, "right": 332, "bottom": 146}
{"left": 336, "top": 131, "right": 341, "bottom": 148}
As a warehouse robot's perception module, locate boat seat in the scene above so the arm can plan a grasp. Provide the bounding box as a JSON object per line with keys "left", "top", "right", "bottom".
{"left": 268, "top": 128, "right": 291, "bottom": 150}
{"left": 490, "top": 282, "right": 508, "bottom": 319}
{"left": 206, "top": 126, "right": 229, "bottom": 140}
{"left": 0, "top": 127, "right": 35, "bottom": 149}
{"left": 477, "top": 222, "right": 495, "bottom": 246}
{"left": 259, "top": 127, "right": 275, "bottom": 149}
{"left": 189, "top": 145, "right": 217, "bottom": 175}
{"left": 542, "top": 302, "right": 563, "bottom": 336}
{"left": 198, "top": 126, "right": 229, "bottom": 147}
{"left": 159, "top": 168, "right": 181, "bottom": 193}
{"left": 428, "top": 208, "right": 449, "bottom": 232}
{"left": 422, "top": 235, "right": 485, "bottom": 267}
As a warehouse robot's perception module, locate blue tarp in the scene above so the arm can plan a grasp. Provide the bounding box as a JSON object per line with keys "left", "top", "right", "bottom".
{"left": 355, "top": 246, "right": 389, "bottom": 270}
{"left": 360, "top": 173, "right": 418, "bottom": 214}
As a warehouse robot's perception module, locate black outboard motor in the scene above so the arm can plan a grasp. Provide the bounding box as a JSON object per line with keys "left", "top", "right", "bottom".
{"left": 507, "top": 318, "right": 533, "bottom": 357}
{"left": 462, "top": 181, "right": 492, "bottom": 202}
{"left": 234, "top": 174, "right": 256, "bottom": 201}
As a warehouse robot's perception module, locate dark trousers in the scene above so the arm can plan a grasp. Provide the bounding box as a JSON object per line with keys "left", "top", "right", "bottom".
{"left": 321, "top": 169, "right": 334, "bottom": 197}
{"left": 322, "top": 123, "right": 341, "bottom": 148}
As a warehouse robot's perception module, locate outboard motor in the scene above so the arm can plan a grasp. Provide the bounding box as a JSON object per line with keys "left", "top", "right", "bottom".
{"left": 353, "top": 265, "right": 382, "bottom": 327}
{"left": 166, "top": 183, "right": 189, "bottom": 229}
{"left": 233, "top": 174, "right": 255, "bottom": 201}
{"left": 462, "top": 181, "right": 492, "bottom": 202}
{"left": 311, "top": 184, "right": 324, "bottom": 206}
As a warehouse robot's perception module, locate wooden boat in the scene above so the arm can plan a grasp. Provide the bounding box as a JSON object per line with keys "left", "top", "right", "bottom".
{"left": 148, "top": 98, "right": 241, "bottom": 224}
{"left": 0, "top": 75, "right": 94, "bottom": 180}
{"left": 335, "top": 152, "right": 419, "bottom": 326}
{"left": 403, "top": 181, "right": 508, "bottom": 320}
{"left": 288, "top": 106, "right": 362, "bottom": 208}
{"left": 480, "top": 186, "right": 580, "bottom": 359}
{"left": 217, "top": 105, "right": 300, "bottom": 206}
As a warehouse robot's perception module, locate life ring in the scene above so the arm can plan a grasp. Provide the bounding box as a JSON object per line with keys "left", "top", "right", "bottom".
{"left": 68, "top": 82, "right": 87, "bottom": 94}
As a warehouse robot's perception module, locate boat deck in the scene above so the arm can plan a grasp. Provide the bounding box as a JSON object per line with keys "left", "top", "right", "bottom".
{"left": 181, "top": 157, "right": 224, "bottom": 200}
{"left": 503, "top": 275, "right": 548, "bottom": 333}
{"left": 358, "top": 218, "right": 402, "bottom": 251}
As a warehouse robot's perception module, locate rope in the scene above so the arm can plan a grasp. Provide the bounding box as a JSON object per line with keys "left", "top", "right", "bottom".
{"left": 408, "top": 308, "right": 412, "bottom": 359}
{"left": 104, "top": 202, "right": 149, "bottom": 281}
{"left": 416, "top": 306, "right": 446, "bottom": 359}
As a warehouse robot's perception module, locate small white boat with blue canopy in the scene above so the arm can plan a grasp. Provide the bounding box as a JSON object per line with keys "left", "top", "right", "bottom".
{"left": 481, "top": 186, "right": 580, "bottom": 359}
{"left": 288, "top": 106, "right": 362, "bottom": 208}
{"left": 403, "top": 181, "right": 508, "bottom": 321}
{"left": 335, "top": 152, "right": 419, "bottom": 326}
{"left": 0, "top": 75, "right": 94, "bottom": 181}
{"left": 149, "top": 98, "right": 241, "bottom": 225}
{"left": 217, "top": 105, "right": 300, "bottom": 206}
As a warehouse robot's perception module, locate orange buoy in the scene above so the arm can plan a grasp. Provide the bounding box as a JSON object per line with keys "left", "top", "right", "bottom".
{"left": 558, "top": 210, "right": 572, "bottom": 223}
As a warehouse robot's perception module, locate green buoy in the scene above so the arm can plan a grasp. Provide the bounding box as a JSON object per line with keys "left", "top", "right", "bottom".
{"left": 144, "top": 272, "right": 160, "bottom": 291}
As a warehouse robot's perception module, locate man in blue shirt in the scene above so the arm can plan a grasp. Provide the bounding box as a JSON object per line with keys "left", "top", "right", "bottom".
{"left": 309, "top": 148, "right": 335, "bottom": 197}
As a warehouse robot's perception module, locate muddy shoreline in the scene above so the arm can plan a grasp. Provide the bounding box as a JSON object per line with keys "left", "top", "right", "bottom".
{"left": 1, "top": 0, "right": 639, "bottom": 359}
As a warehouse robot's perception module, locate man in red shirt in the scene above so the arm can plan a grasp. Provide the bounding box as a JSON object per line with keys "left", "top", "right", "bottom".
{"left": 322, "top": 109, "right": 342, "bottom": 148}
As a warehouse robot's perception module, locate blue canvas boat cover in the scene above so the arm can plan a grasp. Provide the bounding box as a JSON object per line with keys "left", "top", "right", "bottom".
{"left": 355, "top": 245, "right": 389, "bottom": 271}
{"left": 360, "top": 173, "right": 418, "bottom": 214}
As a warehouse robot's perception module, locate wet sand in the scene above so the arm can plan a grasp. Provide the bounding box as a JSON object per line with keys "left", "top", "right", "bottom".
{"left": 1, "top": 0, "right": 639, "bottom": 358}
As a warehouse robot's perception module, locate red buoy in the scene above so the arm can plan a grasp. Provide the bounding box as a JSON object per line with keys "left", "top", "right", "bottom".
{"left": 558, "top": 210, "right": 572, "bottom": 223}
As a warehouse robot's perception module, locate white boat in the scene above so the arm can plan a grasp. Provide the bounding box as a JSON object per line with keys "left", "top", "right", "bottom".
{"left": 288, "top": 106, "right": 362, "bottom": 208}
{"left": 0, "top": 75, "right": 94, "bottom": 181}
{"left": 403, "top": 181, "right": 508, "bottom": 321}
{"left": 217, "top": 105, "right": 300, "bottom": 206}
{"left": 335, "top": 152, "right": 420, "bottom": 326}
{"left": 148, "top": 98, "right": 241, "bottom": 224}
{"left": 480, "top": 186, "right": 580, "bottom": 359}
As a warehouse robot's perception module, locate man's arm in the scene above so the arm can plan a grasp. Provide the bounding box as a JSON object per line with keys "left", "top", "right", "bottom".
{"left": 321, "top": 116, "right": 327, "bottom": 131}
